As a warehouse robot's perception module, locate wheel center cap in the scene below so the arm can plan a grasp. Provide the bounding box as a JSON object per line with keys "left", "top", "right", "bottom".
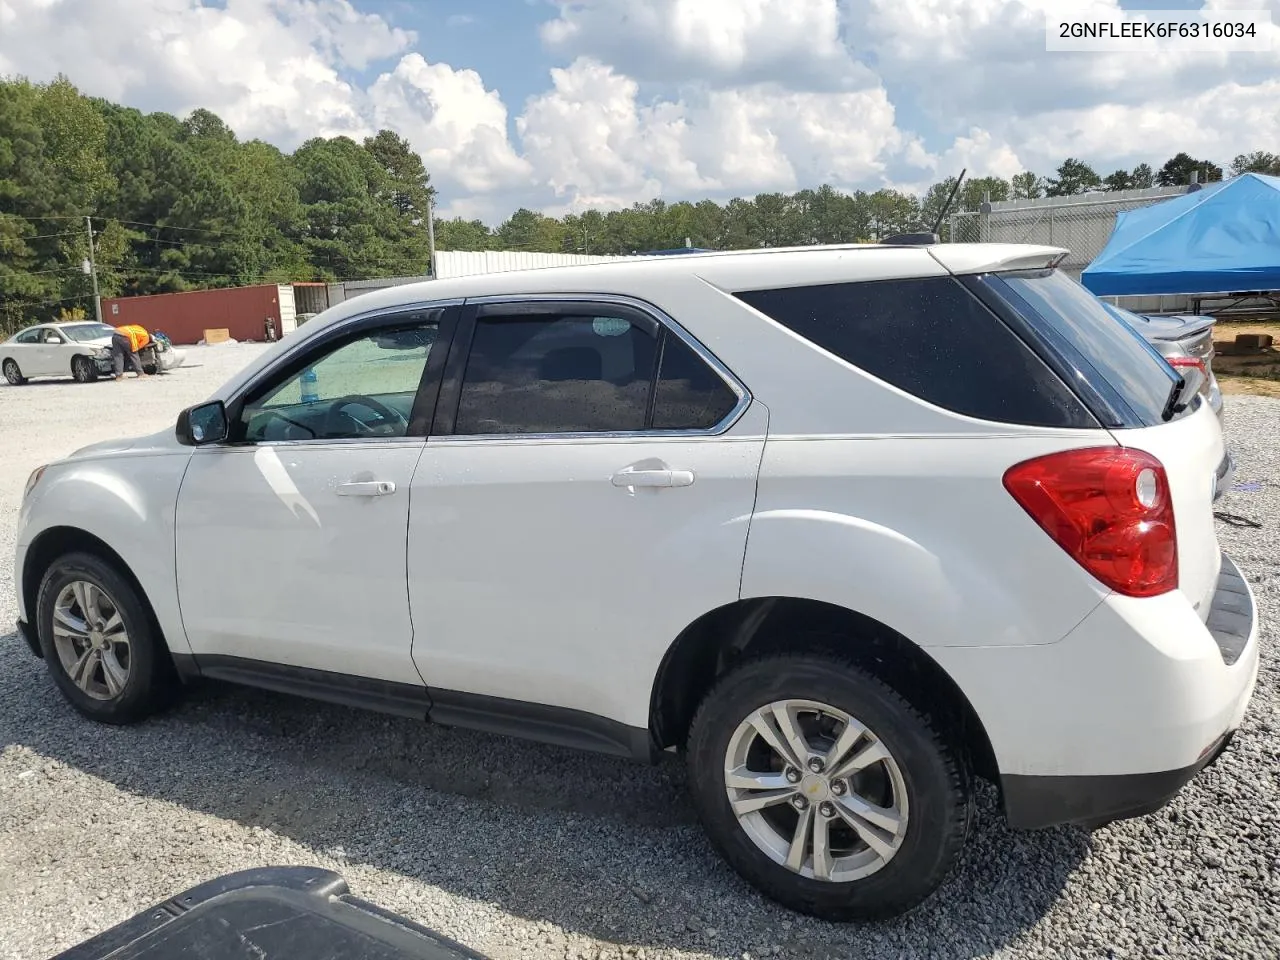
{"left": 89, "top": 632, "right": 104, "bottom": 649}
{"left": 799, "top": 774, "right": 830, "bottom": 802}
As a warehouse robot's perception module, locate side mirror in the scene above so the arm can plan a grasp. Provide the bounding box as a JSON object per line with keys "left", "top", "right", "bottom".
{"left": 176, "top": 400, "right": 229, "bottom": 446}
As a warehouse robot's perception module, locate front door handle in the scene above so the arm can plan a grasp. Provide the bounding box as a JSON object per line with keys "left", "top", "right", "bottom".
{"left": 610, "top": 467, "right": 695, "bottom": 488}
{"left": 336, "top": 480, "right": 396, "bottom": 497}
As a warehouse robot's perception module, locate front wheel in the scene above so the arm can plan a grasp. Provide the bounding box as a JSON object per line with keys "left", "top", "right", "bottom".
{"left": 686, "top": 653, "right": 973, "bottom": 921}
{"left": 35, "top": 552, "right": 178, "bottom": 724}
{"left": 3, "top": 358, "right": 26, "bottom": 385}
{"left": 71, "top": 354, "right": 98, "bottom": 383}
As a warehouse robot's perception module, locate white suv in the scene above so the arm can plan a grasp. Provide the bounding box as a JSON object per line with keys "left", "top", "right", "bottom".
{"left": 14, "top": 243, "right": 1259, "bottom": 921}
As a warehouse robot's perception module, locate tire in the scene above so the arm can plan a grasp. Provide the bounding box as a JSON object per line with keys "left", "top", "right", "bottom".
{"left": 35, "top": 551, "right": 177, "bottom": 724}
{"left": 3, "top": 358, "right": 26, "bottom": 385}
{"left": 686, "top": 653, "right": 973, "bottom": 921}
{"left": 71, "top": 354, "right": 98, "bottom": 383}
{"left": 142, "top": 361, "right": 158, "bottom": 375}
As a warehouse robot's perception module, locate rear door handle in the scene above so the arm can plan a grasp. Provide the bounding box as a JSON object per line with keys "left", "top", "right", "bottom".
{"left": 610, "top": 468, "right": 695, "bottom": 488}
{"left": 336, "top": 480, "right": 396, "bottom": 497}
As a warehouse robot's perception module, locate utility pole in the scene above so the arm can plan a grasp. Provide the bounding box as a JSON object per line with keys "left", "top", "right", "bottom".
{"left": 84, "top": 216, "right": 103, "bottom": 325}
{"left": 426, "top": 195, "right": 437, "bottom": 279}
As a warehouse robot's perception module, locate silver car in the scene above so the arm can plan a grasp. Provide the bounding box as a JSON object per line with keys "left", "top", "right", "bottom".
{"left": 1103, "top": 303, "right": 1223, "bottom": 422}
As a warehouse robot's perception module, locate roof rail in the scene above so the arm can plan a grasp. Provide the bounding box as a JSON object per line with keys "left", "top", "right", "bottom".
{"left": 881, "top": 232, "right": 940, "bottom": 246}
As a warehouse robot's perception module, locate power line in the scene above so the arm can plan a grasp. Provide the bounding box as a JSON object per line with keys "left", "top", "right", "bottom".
{"left": 0, "top": 230, "right": 83, "bottom": 242}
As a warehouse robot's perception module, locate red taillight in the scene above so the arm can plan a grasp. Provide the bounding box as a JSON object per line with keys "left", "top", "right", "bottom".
{"left": 1003, "top": 447, "right": 1178, "bottom": 598}
{"left": 1166, "top": 356, "right": 1207, "bottom": 378}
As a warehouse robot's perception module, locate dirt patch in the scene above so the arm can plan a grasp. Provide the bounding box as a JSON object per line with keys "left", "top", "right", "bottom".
{"left": 1219, "top": 374, "right": 1280, "bottom": 398}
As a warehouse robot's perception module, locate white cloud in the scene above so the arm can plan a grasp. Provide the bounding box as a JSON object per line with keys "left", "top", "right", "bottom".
{"left": 0, "top": 0, "right": 405, "bottom": 145}
{"left": 541, "top": 0, "right": 875, "bottom": 91}
{"left": 367, "top": 54, "right": 532, "bottom": 196}
{"left": 517, "top": 57, "right": 904, "bottom": 211}
{"left": 3, "top": 0, "right": 1280, "bottom": 225}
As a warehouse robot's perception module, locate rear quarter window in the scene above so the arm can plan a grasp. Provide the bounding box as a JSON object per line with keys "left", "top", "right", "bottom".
{"left": 734, "top": 277, "right": 1095, "bottom": 429}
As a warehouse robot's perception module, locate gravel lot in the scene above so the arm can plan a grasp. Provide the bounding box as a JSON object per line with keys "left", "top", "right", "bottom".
{"left": 1, "top": 349, "right": 1277, "bottom": 959}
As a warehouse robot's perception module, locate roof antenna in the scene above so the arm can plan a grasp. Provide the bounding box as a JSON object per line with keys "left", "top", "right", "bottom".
{"left": 931, "top": 167, "right": 967, "bottom": 235}
{"left": 883, "top": 168, "right": 967, "bottom": 245}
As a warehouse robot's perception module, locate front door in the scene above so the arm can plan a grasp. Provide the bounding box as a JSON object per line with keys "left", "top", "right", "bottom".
{"left": 408, "top": 298, "right": 765, "bottom": 730}
{"left": 175, "top": 306, "right": 452, "bottom": 684}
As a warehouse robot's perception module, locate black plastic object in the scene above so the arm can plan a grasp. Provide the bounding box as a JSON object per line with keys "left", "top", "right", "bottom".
{"left": 880, "top": 232, "right": 939, "bottom": 245}
{"left": 52, "top": 866, "right": 491, "bottom": 960}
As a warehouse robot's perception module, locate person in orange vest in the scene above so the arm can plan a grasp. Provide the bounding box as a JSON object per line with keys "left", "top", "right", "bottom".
{"left": 110, "top": 323, "right": 151, "bottom": 380}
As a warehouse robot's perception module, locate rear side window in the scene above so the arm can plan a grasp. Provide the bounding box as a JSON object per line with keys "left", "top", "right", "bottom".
{"left": 652, "top": 334, "right": 740, "bottom": 430}
{"left": 734, "top": 277, "right": 1094, "bottom": 428}
{"left": 456, "top": 313, "right": 658, "bottom": 435}
{"left": 453, "top": 307, "right": 742, "bottom": 436}
{"left": 979, "top": 270, "right": 1181, "bottom": 428}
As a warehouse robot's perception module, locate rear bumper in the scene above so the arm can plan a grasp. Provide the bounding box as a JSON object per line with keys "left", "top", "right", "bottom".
{"left": 1003, "top": 731, "right": 1234, "bottom": 830}
{"left": 999, "top": 553, "right": 1258, "bottom": 829}
{"left": 933, "top": 551, "right": 1259, "bottom": 829}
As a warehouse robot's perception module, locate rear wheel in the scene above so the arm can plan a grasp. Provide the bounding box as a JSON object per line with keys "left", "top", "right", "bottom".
{"left": 3, "top": 358, "right": 26, "bottom": 385}
{"left": 35, "top": 552, "right": 177, "bottom": 724}
{"left": 686, "top": 653, "right": 972, "bottom": 921}
{"left": 71, "top": 355, "right": 98, "bottom": 383}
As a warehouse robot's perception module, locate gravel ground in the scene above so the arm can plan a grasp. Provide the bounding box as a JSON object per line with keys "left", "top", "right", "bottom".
{"left": 0, "top": 354, "right": 1277, "bottom": 960}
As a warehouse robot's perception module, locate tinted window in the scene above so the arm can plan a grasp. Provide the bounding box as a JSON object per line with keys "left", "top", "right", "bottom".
{"left": 735, "top": 277, "right": 1093, "bottom": 428}
{"left": 14, "top": 328, "right": 40, "bottom": 344}
{"left": 652, "top": 334, "right": 739, "bottom": 430}
{"left": 984, "top": 271, "right": 1180, "bottom": 428}
{"left": 455, "top": 313, "right": 658, "bottom": 435}
{"left": 239, "top": 313, "right": 439, "bottom": 442}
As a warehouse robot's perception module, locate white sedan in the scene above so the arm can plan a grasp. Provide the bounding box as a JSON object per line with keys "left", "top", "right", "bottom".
{"left": 1, "top": 321, "right": 185, "bottom": 384}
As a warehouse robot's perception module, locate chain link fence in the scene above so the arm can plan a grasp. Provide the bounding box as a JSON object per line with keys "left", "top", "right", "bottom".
{"left": 948, "top": 187, "right": 1186, "bottom": 282}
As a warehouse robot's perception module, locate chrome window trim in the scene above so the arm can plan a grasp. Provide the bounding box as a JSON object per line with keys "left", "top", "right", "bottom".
{"left": 447, "top": 292, "right": 753, "bottom": 442}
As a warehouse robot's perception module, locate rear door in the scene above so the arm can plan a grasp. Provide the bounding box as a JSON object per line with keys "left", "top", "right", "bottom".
{"left": 29, "top": 326, "right": 62, "bottom": 376}
{"left": 407, "top": 296, "right": 765, "bottom": 732}
{"left": 974, "top": 269, "right": 1224, "bottom": 616}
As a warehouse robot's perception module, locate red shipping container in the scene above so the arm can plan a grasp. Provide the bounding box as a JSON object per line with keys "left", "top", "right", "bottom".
{"left": 99, "top": 284, "right": 294, "bottom": 346}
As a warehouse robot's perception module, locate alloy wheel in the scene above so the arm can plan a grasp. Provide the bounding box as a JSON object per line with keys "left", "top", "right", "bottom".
{"left": 51, "top": 580, "right": 132, "bottom": 701}
{"left": 724, "top": 698, "right": 909, "bottom": 882}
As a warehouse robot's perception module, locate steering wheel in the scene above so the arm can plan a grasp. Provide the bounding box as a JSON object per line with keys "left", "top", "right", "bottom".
{"left": 324, "top": 395, "right": 409, "bottom": 437}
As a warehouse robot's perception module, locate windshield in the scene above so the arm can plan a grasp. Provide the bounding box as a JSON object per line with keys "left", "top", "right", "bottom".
{"left": 62, "top": 323, "right": 117, "bottom": 342}
{"left": 981, "top": 270, "right": 1181, "bottom": 428}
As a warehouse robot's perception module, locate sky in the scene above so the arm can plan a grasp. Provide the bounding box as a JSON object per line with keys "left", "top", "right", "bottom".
{"left": 0, "top": 0, "right": 1277, "bottom": 223}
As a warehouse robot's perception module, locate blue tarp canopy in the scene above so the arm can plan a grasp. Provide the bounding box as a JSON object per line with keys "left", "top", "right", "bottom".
{"left": 1081, "top": 173, "right": 1280, "bottom": 296}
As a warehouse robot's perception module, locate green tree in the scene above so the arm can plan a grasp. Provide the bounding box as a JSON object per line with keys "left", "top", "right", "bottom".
{"left": 1046, "top": 158, "right": 1102, "bottom": 197}
{"left": 866, "top": 189, "right": 921, "bottom": 239}
{"left": 1130, "top": 163, "right": 1155, "bottom": 188}
{"left": 364, "top": 130, "right": 434, "bottom": 219}
{"left": 1156, "top": 152, "right": 1223, "bottom": 187}
{"left": 436, "top": 217, "right": 494, "bottom": 251}
{"left": 1010, "top": 171, "right": 1045, "bottom": 200}
{"left": 1103, "top": 169, "right": 1133, "bottom": 191}
{"left": 1229, "top": 151, "right": 1280, "bottom": 176}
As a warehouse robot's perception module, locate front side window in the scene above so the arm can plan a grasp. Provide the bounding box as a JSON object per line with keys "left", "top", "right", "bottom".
{"left": 452, "top": 306, "right": 742, "bottom": 436}
{"left": 237, "top": 311, "right": 440, "bottom": 442}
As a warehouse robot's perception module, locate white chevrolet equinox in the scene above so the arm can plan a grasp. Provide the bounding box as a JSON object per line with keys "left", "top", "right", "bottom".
{"left": 14, "top": 243, "right": 1259, "bottom": 921}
